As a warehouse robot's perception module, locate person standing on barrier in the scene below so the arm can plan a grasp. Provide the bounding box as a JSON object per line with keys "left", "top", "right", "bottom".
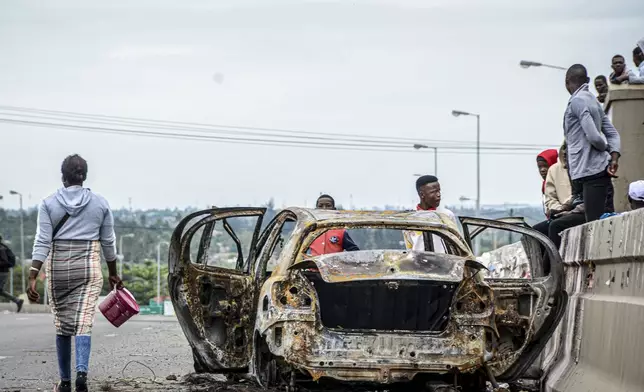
{"left": 26, "top": 154, "right": 124, "bottom": 392}
{"left": 563, "top": 64, "right": 621, "bottom": 223}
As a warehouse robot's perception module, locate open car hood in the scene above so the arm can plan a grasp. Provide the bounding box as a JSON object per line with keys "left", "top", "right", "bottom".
{"left": 290, "top": 249, "right": 475, "bottom": 283}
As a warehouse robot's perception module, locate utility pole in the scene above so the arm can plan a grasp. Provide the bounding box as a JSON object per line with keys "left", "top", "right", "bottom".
{"left": 451, "top": 110, "right": 481, "bottom": 254}
{"left": 157, "top": 241, "right": 170, "bottom": 304}
{"left": 412, "top": 144, "right": 439, "bottom": 176}
{"left": 476, "top": 115, "right": 481, "bottom": 218}
{"left": 433, "top": 147, "right": 438, "bottom": 176}
{"left": 118, "top": 233, "right": 135, "bottom": 277}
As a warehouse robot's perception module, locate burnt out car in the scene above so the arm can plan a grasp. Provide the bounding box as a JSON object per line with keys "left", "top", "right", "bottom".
{"left": 168, "top": 208, "right": 566, "bottom": 391}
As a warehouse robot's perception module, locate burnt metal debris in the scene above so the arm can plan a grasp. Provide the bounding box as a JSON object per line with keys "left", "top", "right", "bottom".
{"left": 168, "top": 208, "right": 566, "bottom": 391}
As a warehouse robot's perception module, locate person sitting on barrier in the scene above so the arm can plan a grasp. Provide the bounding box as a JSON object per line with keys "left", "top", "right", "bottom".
{"left": 628, "top": 180, "right": 644, "bottom": 210}
{"left": 628, "top": 39, "right": 644, "bottom": 84}
{"left": 533, "top": 143, "right": 573, "bottom": 237}
{"left": 536, "top": 149, "right": 559, "bottom": 216}
{"left": 549, "top": 176, "right": 615, "bottom": 249}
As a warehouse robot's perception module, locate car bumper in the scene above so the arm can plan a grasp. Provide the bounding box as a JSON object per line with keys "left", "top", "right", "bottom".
{"left": 261, "top": 321, "right": 490, "bottom": 384}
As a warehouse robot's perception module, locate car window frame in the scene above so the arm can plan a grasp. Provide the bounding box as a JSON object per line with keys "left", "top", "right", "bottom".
{"left": 293, "top": 223, "right": 470, "bottom": 266}
{"left": 253, "top": 211, "right": 298, "bottom": 282}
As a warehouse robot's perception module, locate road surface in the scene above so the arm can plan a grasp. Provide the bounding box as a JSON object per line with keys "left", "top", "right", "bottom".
{"left": 0, "top": 311, "right": 200, "bottom": 391}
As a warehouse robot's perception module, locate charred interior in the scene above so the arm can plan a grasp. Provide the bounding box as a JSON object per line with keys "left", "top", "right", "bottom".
{"left": 304, "top": 271, "right": 457, "bottom": 331}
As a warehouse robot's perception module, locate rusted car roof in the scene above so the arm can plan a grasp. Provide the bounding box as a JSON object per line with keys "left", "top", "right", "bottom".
{"left": 297, "top": 207, "right": 441, "bottom": 220}
{"left": 289, "top": 207, "right": 459, "bottom": 228}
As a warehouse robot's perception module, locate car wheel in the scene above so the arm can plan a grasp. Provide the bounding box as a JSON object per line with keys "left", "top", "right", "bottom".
{"left": 192, "top": 349, "right": 206, "bottom": 373}
{"left": 255, "top": 334, "right": 278, "bottom": 387}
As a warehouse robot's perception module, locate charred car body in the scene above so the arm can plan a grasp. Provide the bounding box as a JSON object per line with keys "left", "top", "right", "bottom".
{"left": 168, "top": 208, "right": 566, "bottom": 391}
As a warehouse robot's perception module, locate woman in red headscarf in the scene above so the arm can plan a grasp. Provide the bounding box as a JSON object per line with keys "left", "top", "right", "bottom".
{"left": 537, "top": 149, "right": 559, "bottom": 196}
{"left": 532, "top": 149, "right": 560, "bottom": 239}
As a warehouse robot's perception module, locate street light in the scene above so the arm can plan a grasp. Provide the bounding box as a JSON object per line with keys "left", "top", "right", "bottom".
{"left": 451, "top": 111, "right": 481, "bottom": 218}
{"left": 412, "top": 144, "right": 438, "bottom": 176}
{"left": 9, "top": 190, "right": 26, "bottom": 295}
{"left": 452, "top": 111, "right": 481, "bottom": 255}
{"left": 156, "top": 241, "right": 170, "bottom": 304}
{"left": 118, "top": 233, "right": 135, "bottom": 277}
{"left": 519, "top": 60, "right": 566, "bottom": 70}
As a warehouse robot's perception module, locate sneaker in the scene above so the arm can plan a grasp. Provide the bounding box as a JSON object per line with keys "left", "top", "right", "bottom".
{"left": 76, "top": 372, "right": 88, "bottom": 392}
{"left": 16, "top": 299, "right": 24, "bottom": 313}
{"left": 54, "top": 381, "right": 72, "bottom": 392}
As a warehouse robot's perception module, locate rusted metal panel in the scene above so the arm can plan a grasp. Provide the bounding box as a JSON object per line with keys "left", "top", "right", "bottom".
{"left": 291, "top": 250, "right": 466, "bottom": 283}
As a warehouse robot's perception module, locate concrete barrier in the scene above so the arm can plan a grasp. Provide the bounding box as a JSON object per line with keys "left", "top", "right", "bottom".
{"left": 543, "top": 209, "right": 644, "bottom": 392}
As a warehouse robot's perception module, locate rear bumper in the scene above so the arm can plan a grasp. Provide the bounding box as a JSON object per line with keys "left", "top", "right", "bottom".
{"left": 261, "top": 321, "right": 489, "bottom": 383}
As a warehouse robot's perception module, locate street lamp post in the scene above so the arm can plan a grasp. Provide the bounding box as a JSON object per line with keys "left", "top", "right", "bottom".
{"left": 452, "top": 111, "right": 481, "bottom": 255}
{"left": 519, "top": 60, "right": 566, "bottom": 70}
{"left": 156, "top": 241, "right": 170, "bottom": 304}
{"left": 413, "top": 144, "right": 438, "bottom": 176}
{"left": 118, "top": 233, "right": 135, "bottom": 277}
{"left": 9, "top": 190, "right": 26, "bottom": 295}
{"left": 451, "top": 111, "right": 481, "bottom": 218}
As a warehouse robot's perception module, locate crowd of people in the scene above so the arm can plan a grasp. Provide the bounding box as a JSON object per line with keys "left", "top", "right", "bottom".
{"left": 533, "top": 40, "right": 644, "bottom": 248}
{"left": 594, "top": 38, "right": 644, "bottom": 103}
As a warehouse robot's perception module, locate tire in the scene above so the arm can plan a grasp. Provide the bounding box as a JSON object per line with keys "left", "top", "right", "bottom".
{"left": 255, "top": 334, "right": 278, "bottom": 388}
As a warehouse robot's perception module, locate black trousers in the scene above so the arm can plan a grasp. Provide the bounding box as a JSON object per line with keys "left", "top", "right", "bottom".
{"left": 533, "top": 220, "right": 550, "bottom": 237}
{"left": 573, "top": 171, "right": 614, "bottom": 222}
{"left": 549, "top": 213, "right": 587, "bottom": 249}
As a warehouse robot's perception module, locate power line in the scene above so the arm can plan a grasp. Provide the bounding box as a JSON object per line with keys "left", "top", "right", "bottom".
{"left": 0, "top": 105, "right": 557, "bottom": 149}
{"left": 0, "top": 116, "right": 555, "bottom": 154}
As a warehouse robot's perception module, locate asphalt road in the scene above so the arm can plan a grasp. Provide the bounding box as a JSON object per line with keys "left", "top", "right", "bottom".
{"left": 0, "top": 312, "right": 198, "bottom": 391}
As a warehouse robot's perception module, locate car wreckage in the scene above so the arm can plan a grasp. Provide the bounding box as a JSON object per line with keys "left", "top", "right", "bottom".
{"left": 168, "top": 208, "right": 567, "bottom": 391}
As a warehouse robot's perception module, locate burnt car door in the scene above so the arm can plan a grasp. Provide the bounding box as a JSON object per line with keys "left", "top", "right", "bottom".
{"left": 168, "top": 207, "right": 266, "bottom": 373}
{"left": 458, "top": 216, "right": 567, "bottom": 383}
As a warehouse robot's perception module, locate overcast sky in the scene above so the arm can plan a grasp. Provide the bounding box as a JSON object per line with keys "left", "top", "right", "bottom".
{"left": 1, "top": 0, "right": 643, "bottom": 210}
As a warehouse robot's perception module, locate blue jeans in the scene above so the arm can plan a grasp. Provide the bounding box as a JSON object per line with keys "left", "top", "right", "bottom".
{"left": 56, "top": 335, "right": 91, "bottom": 381}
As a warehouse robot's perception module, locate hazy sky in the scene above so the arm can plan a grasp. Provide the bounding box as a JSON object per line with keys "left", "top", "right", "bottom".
{"left": 1, "top": 0, "right": 643, "bottom": 210}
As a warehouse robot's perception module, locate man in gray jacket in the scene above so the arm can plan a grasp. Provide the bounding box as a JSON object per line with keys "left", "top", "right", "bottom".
{"left": 564, "top": 64, "right": 621, "bottom": 222}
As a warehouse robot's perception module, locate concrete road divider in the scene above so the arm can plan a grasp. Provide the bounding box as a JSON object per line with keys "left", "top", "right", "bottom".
{"left": 544, "top": 208, "right": 644, "bottom": 392}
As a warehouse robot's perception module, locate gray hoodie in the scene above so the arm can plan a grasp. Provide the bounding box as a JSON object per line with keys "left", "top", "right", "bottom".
{"left": 32, "top": 186, "right": 117, "bottom": 262}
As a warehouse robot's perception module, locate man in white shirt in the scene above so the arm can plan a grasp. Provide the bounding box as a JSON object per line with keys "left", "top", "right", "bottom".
{"left": 403, "top": 175, "right": 459, "bottom": 253}
{"left": 628, "top": 40, "right": 644, "bottom": 84}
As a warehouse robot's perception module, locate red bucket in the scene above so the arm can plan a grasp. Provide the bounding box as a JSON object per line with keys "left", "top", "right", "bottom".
{"left": 99, "top": 287, "right": 140, "bottom": 327}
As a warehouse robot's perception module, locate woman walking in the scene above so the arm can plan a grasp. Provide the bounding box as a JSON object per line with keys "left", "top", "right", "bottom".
{"left": 27, "top": 154, "right": 123, "bottom": 392}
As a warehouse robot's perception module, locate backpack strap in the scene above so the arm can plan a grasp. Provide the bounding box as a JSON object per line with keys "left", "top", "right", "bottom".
{"left": 52, "top": 213, "right": 71, "bottom": 238}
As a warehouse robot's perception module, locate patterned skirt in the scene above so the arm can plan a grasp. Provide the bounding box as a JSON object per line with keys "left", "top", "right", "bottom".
{"left": 46, "top": 240, "right": 104, "bottom": 336}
